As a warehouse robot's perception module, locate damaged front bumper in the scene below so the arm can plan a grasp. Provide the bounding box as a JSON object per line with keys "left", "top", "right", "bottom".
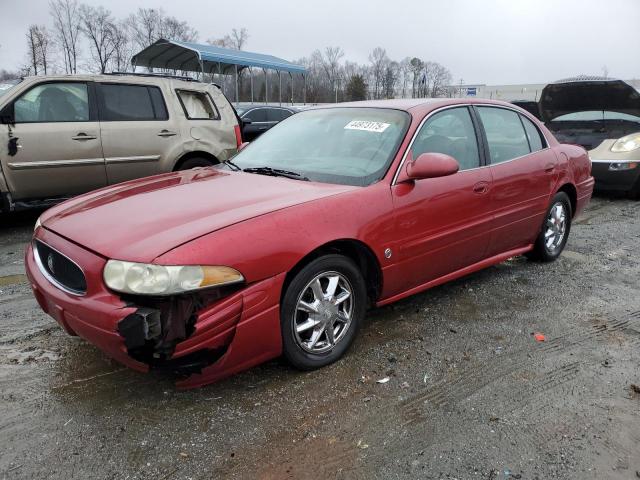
{"left": 25, "top": 228, "right": 285, "bottom": 389}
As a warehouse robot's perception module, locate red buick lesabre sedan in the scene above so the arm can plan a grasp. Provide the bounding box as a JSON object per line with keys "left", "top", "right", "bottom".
{"left": 26, "top": 99, "right": 594, "bottom": 388}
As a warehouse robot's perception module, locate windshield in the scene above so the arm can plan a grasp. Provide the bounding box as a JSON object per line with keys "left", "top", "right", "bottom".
{"left": 229, "top": 107, "right": 410, "bottom": 186}
{"left": 0, "top": 79, "right": 21, "bottom": 99}
{"left": 554, "top": 111, "right": 640, "bottom": 122}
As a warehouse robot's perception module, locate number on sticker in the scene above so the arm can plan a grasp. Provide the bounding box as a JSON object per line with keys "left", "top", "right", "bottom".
{"left": 344, "top": 120, "right": 391, "bottom": 133}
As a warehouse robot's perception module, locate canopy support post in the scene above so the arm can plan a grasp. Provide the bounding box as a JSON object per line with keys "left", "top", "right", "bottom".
{"left": 218, "top": 62, "right": 223, "bottom": 95}
{"left": 199, "top": 58, "right": 204, "bottom": 81}
{"left": 288, "top": 72, "right": 293, "bottom": 105}
{"left": 303, "top": 73, "right": 306, "bottom": 105}
{"left": 235, "top": 64, "right": 239, "bottom": 104}
{"left": 250, "top": 67, "right": 254, "bottom": 103}
{"left": 263, "top": 68, "right": 268, "bottom": 104}
{"left": 278, "top": 71, "right": 282, "bottom": 106}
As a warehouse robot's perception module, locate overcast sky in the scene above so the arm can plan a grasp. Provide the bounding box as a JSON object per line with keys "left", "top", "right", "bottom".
{"left": 0, "top": 0, "right": 638, "bottom": 85}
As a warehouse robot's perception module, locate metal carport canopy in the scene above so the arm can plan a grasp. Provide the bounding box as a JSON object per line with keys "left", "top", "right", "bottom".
{"left": 131, "top": 38, "right": 306, "bottom": 75}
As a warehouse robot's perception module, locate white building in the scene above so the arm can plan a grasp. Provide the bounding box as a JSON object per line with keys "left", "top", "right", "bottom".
{"left": 452, "top": 78, "right": 640, "bottom": 101}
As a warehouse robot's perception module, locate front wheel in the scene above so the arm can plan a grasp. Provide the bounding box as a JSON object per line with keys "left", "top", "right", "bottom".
{"left": 280, "top": 254, "right": 366, "bottom": 370}
{"left": 527, "top": 191, "right": 572, "bottom": 262}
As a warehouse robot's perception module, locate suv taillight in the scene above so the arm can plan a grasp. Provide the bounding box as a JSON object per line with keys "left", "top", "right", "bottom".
{"left": 234, "top": 125, "right": 242, "bottom": 148}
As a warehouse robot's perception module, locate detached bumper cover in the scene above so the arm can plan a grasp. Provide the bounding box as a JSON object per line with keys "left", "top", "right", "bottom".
{"left": 26, "top": 228, "right": 285, "bottom": 389}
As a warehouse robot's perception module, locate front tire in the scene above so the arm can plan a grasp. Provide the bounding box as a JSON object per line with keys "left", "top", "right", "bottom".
{"left": 527, "top": 191, "right": 572, "bottom": 262}
{"left": 281, "top": 254, "right": 366, "bottom": 371}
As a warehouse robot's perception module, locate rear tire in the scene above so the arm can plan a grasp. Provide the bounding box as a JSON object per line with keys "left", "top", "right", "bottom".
{"left": 176, "top": 157, "right": 216, "bottom": 170}
{"left": 281, "top": 254, "right": 366, "bottom": 371}
{"left": 527, "top": 191, "right": 572, "bottom": 262}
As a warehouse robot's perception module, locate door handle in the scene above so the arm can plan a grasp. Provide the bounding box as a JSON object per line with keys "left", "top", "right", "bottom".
{"left": 72, "top": 133, "right": 97, "bottom": 141}
{"left": 158, "top": 130, "right": 177, "bottom": 137}
{"left": 258, "top": 126, "right": 268, "bottom": 131}
{"left": 473, "top": 182, "right": 489, "bottom": 194}
{"left": 544, "top": 163, "right": 556, "bottom": 173}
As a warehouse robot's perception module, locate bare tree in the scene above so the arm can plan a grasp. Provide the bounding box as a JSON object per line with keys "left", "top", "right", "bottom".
{"left": 110, "top": 21, "right": 133, "bottom": 72}
{"left": 80, "top": 4, "right": 117, "bottom": 73}
{"left": 428, "top": 62, "right": 452, "bottom": 97}
{"left": 50, "top": 0, "right": 81, "bottom": 74}
{"left": 399, "top": 57, "right": 412, "bottom": 98}
{"left": 127, "top": 8, "right": 163, "bottom": 50}
{"left": 207, "top": 27, "right": 249, "bottom": 50}
{"left": 161, "top": 16, "right": 198, "bottom": 43}
{"left": 321, "top": 46, "right": 344, "bottom": 100}
{"left": 368, "top": 47, "right": 388, "bottom": 99}
{"left": 26, "top": 25, "right": 51, "bottom": 75}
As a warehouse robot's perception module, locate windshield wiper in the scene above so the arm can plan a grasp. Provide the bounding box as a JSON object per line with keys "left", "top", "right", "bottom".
{"left": 242, "top": 166, "right": 309, "bottom": 181}
{"left": 223, "top": 158, "right": 242, "bottom": 171}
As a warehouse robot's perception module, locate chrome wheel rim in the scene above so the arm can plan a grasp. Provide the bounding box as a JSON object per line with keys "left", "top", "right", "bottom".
{"left": 293, "top": 271, "right": 353, "bottom": 354}
{"left": 544, "top": 202, "right": 567, "bottom": 252}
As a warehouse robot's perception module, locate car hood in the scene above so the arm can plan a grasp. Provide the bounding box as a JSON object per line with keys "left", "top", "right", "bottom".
{"left": 540, "top": 78, "right": 640, "bottom": 122}
{"left": 41, "top": 168, "right": 356, "bottom": 263}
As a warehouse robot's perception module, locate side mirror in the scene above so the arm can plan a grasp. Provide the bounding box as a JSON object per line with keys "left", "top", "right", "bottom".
{"left": 242, "top": 118, "right": 252, "bottom": 126}
{"left": 399, "top": 152, "right": 459, "bottom": 182}
{"left": 238, "top": 141, "right": 250, "bottom": 151}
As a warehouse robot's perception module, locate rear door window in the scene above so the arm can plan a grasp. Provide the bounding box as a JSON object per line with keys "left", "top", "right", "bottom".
{"left": 14, "top": 82, "right": 89, "bottom": 123}
{"left": 410, "top": 107, "right": 481, "bottom": 171}
{"left": 477, "top": 107, "right": 531, "bottom": 164}
{"left": 98, "top": 84, "right": 167, "bottom": 121}
{"left": 520, "top": 115, "right": 544, "bottom": 152}
{"left": 243, "top": 108, "right": 267, "bottom": 122}
{"left": 176, "top": 90, "right": 219, "bottom": 120}
{"left": 268, "top": 108, "right": 293, "bottom": 122}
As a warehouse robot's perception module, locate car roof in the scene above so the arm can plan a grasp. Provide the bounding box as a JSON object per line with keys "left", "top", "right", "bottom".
{"left": 312, "top": 98, "right": 525, "bottom": 114}
{"left": 20, "top": 73, "right": 208, "bottom": 89}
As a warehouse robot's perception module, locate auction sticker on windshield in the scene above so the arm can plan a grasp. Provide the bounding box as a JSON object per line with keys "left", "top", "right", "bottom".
{"left": 344, "top": 120, "right": 390, "bottom": 133}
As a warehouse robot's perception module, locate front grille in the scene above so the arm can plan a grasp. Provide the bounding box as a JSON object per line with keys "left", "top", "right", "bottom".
{"left": 34, "top": 240, "right": 87, "bottom": 295}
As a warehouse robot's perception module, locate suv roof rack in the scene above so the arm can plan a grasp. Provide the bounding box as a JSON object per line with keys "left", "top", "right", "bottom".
{"left": 106, "top": 72, "right": 200, "bottom": 82}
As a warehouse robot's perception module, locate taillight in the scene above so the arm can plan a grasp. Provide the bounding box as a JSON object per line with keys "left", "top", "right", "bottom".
{"left": 234, "top": 125, "right": 242, "bottom": 148}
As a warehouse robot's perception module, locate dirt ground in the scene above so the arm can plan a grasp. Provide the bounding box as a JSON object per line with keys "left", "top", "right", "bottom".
{"left": 1, "top": 194, "right": 639, "bottom": 480}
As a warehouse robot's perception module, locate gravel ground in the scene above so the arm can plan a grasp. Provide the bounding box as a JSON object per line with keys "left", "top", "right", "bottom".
{"left": 0, "top": 195, "right": 639, "bottom": 480}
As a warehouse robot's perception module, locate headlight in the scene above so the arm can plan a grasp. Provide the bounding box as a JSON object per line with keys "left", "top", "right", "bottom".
{"left": 611, "top": 132, "right": 640, "bottom": 152}
{"left": 34, "top": 217, "right": 41, "bottom": 231}
{"left": 103, "top": 260, "right": 244, "bottom": 295}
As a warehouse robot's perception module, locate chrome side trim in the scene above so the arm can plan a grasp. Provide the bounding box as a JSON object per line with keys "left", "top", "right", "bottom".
{"left": 33, "top": 241, "right": 86, "bottom": 297}
{"left": 589, "top": 158, "right": 637, "bottom": 164}
{"left": 8, "top": 158, "right": 104, "bottom": 170}
{"left": 105, "top": 155, "right": 161, "bottom": 164}
{"left": 391, "top": 103, "right": 552, "bottom": 185}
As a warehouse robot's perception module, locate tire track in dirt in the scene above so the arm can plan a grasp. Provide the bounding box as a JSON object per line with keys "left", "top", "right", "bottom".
{"left": 399, "top": 312, "right": 640, "bottom": 428}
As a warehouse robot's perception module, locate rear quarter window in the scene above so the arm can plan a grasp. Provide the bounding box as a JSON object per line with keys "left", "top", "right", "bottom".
{"left": 176, "top": 90, "right": 220, "bottom": 120}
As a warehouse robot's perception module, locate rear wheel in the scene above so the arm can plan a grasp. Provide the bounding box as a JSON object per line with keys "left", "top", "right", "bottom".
{"left": 176, "top": 157, "right": 216, "bottom": 170}
{"left": 527, "top": 191, "right": 572, "bottom": 262}
{"left": 281, "top": 255, "right": 366, "bottom": 370}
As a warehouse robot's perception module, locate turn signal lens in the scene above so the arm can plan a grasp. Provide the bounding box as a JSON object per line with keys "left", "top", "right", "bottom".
{"left": 608, "top": 162, "right": 638, "bottom": 171}
{"left": 611, "top": 132, "right": 640, "bottom": 152}
{"left": 103, "top": 260, "right": 243, "bottom": 296}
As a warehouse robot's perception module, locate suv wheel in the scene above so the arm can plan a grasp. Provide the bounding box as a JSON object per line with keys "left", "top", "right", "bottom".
{"left": 177, "top": 157, "right": 216, "bottom": 170}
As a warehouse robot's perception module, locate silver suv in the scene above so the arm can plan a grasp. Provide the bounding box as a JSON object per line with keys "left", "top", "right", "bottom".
{"left": 0, "top": 73, "right": 241, "bottom": 212}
